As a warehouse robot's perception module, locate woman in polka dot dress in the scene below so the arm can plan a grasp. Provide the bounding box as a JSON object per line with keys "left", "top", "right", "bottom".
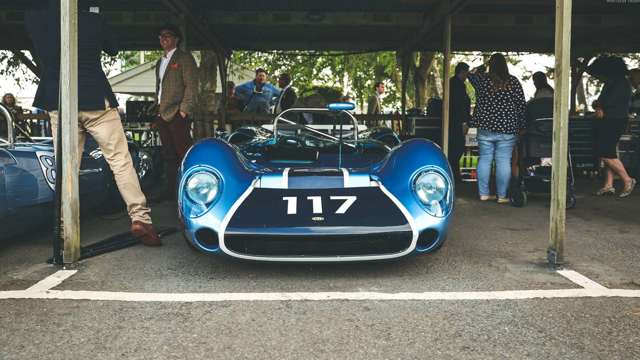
{"left": 468, "top": 53, "right": 526, "bottom": 203}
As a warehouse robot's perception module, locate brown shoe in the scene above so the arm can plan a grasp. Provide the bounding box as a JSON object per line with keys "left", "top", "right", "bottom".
{"left": 131, "top": 221, "right": 161, "bottom": 246}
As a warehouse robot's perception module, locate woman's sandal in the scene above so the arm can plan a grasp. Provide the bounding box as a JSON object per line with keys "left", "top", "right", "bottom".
{"left": 619, "top": 178, "right": 636, "bottom": 198}
{"left": 594, "top": 187, "right": 615, "bottom": 196}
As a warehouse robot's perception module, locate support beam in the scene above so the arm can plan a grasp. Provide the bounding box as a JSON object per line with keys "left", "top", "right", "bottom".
{"left": 441, "top": 13, "right": 452, "bottom": 156}
{"left": 60, "top": 0, "right": 80, "bottom": 264}
{"left": 548, "top": 0, "right": 572, "bottom": 267}
{"left": 218, "top": 54, "right": 229, "bottom": 131}
{"left": 399, "top": 51, "right": 410, "bottom": 116}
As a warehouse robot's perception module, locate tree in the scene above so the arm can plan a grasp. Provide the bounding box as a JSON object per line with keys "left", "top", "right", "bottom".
{"left": 231, "top": 51, "right": 401, "bottom": 113}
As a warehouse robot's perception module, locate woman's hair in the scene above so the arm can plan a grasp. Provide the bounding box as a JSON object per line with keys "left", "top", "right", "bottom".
{"left": 586, "top": 55, "right": 629, "bottom": 80}
{"left": 454, "top": 62, "right": 470, "bottom": 76}
{"left": 488, "top": 53, "right": 510, "bottom": 91}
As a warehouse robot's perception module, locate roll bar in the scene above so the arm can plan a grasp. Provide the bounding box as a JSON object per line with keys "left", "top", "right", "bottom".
{"left": 0, "top": 104, "right": 14, "bottom": 146}
{"left": 272, "top": 107, "right": 359, "bottom": 147}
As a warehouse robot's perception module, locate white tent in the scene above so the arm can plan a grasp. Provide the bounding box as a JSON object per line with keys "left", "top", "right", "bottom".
{"left": 108, "top": 61, "right": 255, "bottom": 96}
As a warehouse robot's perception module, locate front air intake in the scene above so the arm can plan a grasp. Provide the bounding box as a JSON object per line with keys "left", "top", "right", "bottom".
{"left": 195, "top": 228, "right": 219, "bottom": 250}
{"left": 416, "top": 229, "right": 439, "bottom": 251}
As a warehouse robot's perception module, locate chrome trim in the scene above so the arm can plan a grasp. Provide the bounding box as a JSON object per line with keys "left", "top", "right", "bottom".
{"left": 217, "top": 181, "right": 418, "bottom": 262}
{"left": 0, "top": 104, "right": 14, "bottom": 146}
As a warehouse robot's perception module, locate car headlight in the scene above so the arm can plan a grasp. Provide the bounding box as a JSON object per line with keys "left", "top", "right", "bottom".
{"left": 185, "top": 172, "right": 220, "bottom": 206}
{"left": 413, "top": 170, "right": 450, "bottom": 217}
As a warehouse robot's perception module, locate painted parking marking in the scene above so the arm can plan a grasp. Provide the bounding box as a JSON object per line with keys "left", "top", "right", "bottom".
{"left": 1, "top": 269, "right": 638, "bottom": 303}
{"left": 24, "top": 269, "right": 78, "bottom": 294}
{"left": 557, "top": 269, "right": 608, "bottom": 290}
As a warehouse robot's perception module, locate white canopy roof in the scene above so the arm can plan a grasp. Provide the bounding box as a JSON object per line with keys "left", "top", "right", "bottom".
{"left": 108, "top": 61, "right": 255, "bottom": 96}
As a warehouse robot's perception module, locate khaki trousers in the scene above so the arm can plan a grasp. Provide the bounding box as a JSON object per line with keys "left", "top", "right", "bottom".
{"left": 50, "top": 108, "right": 152, "bottom": 224}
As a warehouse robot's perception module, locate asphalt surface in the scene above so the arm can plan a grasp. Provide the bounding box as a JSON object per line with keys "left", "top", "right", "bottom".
{"left": 1, "top": 179, "right": 639, "bottom": 359}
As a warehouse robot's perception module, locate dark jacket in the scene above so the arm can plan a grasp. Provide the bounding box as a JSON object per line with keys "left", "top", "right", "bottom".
{"left": 598, "top": 77, "right": 632, "bottom": 119}
{"left": 274, "top": 85, "right": 297, "bottom": 114}
{"left": 26, "top": 3, "right": 118, "bottom": 111}
{"left": 449, "top": 76, "right": 471, "bottom": 148}
{"left": 525, "top": 97, "right": 553, "bottom": 129}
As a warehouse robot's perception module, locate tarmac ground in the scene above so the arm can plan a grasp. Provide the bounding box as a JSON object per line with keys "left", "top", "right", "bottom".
{"left": 1, "top": 179, "right": 639, "bottom": 359}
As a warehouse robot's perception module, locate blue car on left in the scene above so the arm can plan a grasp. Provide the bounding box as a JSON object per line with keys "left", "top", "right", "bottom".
{"left": 0, "top": 104, "right": 154, "bottom": 240}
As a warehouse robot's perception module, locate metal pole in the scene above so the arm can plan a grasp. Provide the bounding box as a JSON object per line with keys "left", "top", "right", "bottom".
{"left": 548, "top": 0, "right": 572, "bottom": 267}
{"left": 441, "top": 13, "right": 452, "bottom": 155}
{"left": 61, "top": 0, "right": 80, "bottom": 264}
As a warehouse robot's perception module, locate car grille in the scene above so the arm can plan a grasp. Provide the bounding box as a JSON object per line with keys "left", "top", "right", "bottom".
{"left": 224, "top": 231, "right": 413, "bottom": 257}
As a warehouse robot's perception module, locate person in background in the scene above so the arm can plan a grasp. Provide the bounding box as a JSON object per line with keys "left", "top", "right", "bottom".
{"left": 1, "top": 93, "right": 28, "bottom": 136}
{"left": 448, "top": 62, "right": 472, "bottom": 182}
{"left": 1, "top": 93, "right": 24, "bottom": 124}
{"left": 154, "top": 23, "right": 197, "bottom": 201}
{"left": 274, "top": 73, "right": 297, "bottom": 114}
{"left": 235, "top": 68, "right": 281, "bottom": 114}
{"left": 225, "top": 81, "right": 241, "bottom": 113}
{"left": 468, "top": 53, "right": 526, "bottom": 203}
{"left": 587, "top": 56, "right": 635, "bottom": 198}
{"left": 532, "top": 71, "right": 554, "bottom": 99}
{"left": 26, "top": 0, "right": 160, "bottom": 245}
{"left": 367, "top": 81, "right": 384, "bottom": 114}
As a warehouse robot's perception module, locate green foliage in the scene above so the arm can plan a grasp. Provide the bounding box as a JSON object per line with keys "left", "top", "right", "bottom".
{"left": 0, "top": 50, "right": 38, "bottom": 86}
{"left": 231, "top": 51, "right": 401, "bottom": 112}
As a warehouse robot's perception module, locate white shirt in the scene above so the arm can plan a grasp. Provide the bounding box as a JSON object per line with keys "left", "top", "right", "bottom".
{"left": 158, "top": 48, "right": 177, "bottom": 104}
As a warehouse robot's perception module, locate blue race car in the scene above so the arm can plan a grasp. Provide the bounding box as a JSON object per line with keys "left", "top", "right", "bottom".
{"left": 179, "top": 103, "right": 454, "bottom": 262}
{"left": 0, "top": 104, "right": 154, "bottom": 240}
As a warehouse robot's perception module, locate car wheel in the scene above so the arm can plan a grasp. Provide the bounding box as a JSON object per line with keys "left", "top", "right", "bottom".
{"left": 509, "top": 187, "right": 527, "bottom": 207}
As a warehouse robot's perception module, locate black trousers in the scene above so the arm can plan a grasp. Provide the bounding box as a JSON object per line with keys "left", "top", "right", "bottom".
{"left": 156, "top": 114, "right": 193, "bottom": 196}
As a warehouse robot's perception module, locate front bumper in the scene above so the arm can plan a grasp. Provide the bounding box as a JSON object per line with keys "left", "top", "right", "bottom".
{"left": 183, "top": 183, "right": 441, "bottom": 262}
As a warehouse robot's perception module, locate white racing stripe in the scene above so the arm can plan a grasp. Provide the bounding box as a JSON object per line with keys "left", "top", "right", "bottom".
{"left": 282, "top": 167, "right": 290, "bottom": 188}
{"left": 1, "top": 269, "right": 638, "bottom": 303}
{"left": 341, "top": 168, "right": 350, "bottom": 187}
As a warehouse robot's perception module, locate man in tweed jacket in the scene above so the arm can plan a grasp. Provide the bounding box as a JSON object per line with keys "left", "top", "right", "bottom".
{"left": 154, "top": 24, "right": 198, "bottom": 199}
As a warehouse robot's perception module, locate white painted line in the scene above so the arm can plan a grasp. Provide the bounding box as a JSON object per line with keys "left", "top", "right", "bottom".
{"left": 24, "top": 270, "right": 78, "bottom": 293}
{"left": 557, "top": 270, "right": 608, "bottom": 290}
{"left": 1, "top": 268, "right": 636, "bottom": 303}
{"left": 1, "top": 288, "right": 640, "bottom": 302}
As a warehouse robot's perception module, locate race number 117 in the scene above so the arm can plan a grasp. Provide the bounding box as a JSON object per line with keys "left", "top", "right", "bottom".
{"left": 282, "top": 196, "right": 357, "bottom": 215}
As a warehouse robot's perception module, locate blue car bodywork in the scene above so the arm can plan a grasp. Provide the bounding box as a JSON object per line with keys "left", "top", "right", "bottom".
{"left": 179, "top": 105, "right": 454, "bottom": 262}
{"left": 0, "top": 105, "right": 154, "bottom": 240}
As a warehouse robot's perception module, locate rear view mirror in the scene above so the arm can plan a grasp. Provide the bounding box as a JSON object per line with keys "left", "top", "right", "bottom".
{"left": 327, "top": 102, "right": 355, "bottom": 112}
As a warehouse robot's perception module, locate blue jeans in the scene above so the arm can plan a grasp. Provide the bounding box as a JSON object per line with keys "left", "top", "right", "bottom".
{"left": 477, "top": 129, "right": 517, "bottom": 198}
